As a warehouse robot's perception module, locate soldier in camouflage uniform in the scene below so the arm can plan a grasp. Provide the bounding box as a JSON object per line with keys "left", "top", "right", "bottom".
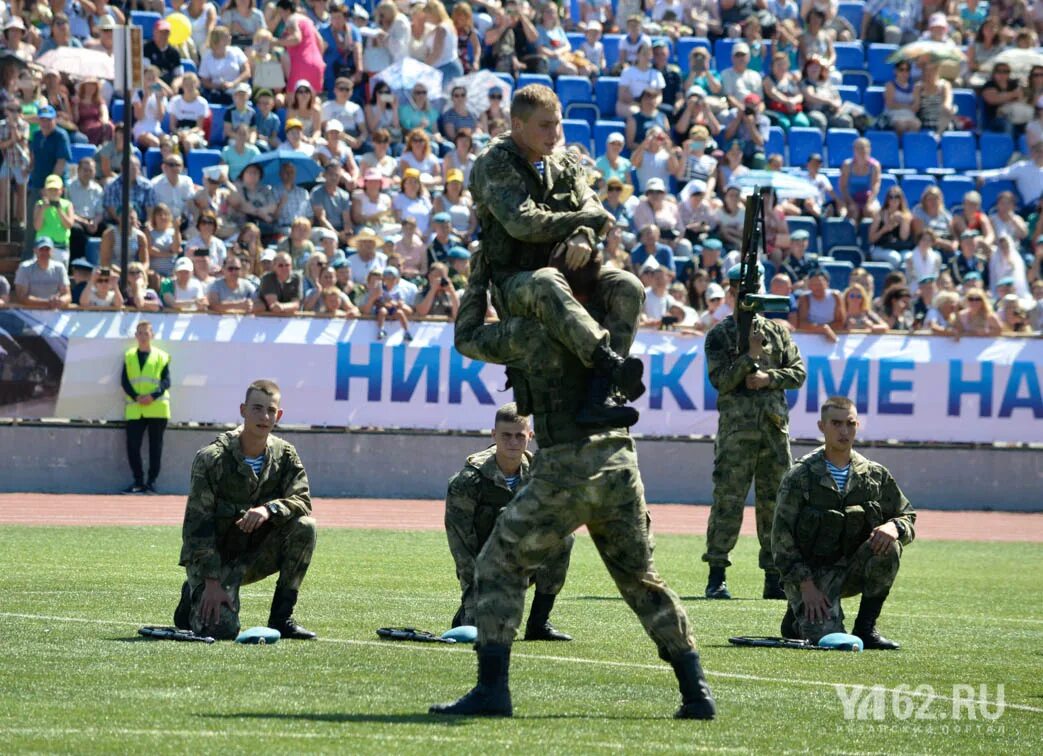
{"left": 445, "top": 403, "right": 573, "bottom": 640}
{"left": 469, "top": 84, "right": 646, "bottom": 428}
{"left": 703, "top": 265, "right": 807, "bottom": 600}
{"left": 773, "top": 396, "right": 915, "bottom": 650}
{"left": 174, "top": 379, "right": 317, "bottom": 641}
{"left": 428, "top": 285, "right": 716, "bottom": 720}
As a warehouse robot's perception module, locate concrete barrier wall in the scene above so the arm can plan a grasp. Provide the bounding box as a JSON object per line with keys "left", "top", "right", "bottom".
{"left": 2, "top": 423, "right": 1040, "bottom": 511}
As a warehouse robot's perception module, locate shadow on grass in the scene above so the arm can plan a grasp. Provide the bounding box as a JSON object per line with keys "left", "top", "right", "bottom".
{"left": 573, "top": 595, "right": 759, "bottom": 602}
{"left": 202, "top": 712, "right": 472, "bottom": 727}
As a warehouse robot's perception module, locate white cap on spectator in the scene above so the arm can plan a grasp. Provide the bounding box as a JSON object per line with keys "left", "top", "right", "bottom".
{"left": 260, "top": 249, "right": 277, "bottom": 262}
{"left": 175, "top": 257, "right": 193, "bottom": 272}
{"left": 706, "top": 283, "right": 725, "bottom": 300}
{"left": 607, "top": 132, "right": 625, "bottom": 145}
{"left": 325, "top": 119, "right": 344, "bottom": 133}
{"left": 585, "top": 20, "right": 602, "bottom": 31}
{"left": 352, "top": 3, "right": 369, "bottom": 19}
{"left": 928, "top": 12, "right": 948, "bottom": 27}
{"left": 733, "top": 42, "right": 750, "bottom": 56}
{"left": 294, "top": 79, "right": 313, "bottom": 92}
{"left": 234, "top": 82, "right": 252, "bottom": 95}
{"left": 203, "top": 165, "right": 227, "bottom": 182}
{"left": 640, "top": 257, "right": 660, "bottom": 273}
{"left": 645, "top": 177, "right": 667, "bottom": 193}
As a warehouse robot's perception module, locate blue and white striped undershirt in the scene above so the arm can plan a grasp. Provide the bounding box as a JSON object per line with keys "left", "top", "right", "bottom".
{"left": 504, "top": 474, "right": 521, "bottom": 491}
{"left": 244, "top": 454, "right": 265, "bottom": 476}
{"left": 826, "top": 460, "right": 851, "bottom": 492}
{"left": 533, "top": 160, "right": 545, "bottom": 177}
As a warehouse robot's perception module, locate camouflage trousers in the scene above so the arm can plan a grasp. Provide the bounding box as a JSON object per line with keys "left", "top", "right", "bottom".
{"left": 186, "top": 515, "right": 317, "bottom": 640}
{"left": 704, "top": 424, "right": 792, "bottom": 571}
{"left": 782, "top": 540, "right": 902, "bottom": 643}
{"left": 498, "top": 267, "right": 644, "bottom": 365}
{"left": 475, "top": 433, "right": 696, "bottom": 658}
{"left": 454, "top": 533, "right": 574, "bottom": 628}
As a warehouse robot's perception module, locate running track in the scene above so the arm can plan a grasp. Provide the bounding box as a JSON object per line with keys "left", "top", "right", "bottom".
{"left": 1, "top": 494, "right": 1041, "bottom": 542}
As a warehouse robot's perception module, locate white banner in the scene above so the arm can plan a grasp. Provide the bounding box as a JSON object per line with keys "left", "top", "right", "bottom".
{"left": 4, "top": 311, "right": 1041, "bottom": 443}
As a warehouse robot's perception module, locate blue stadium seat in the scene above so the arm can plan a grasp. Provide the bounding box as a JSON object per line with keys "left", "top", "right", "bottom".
{"left": 593, "top": 119, "right": 626, "bottom": 156}
{"left": 567, "top": 32, "right": 584, "bottom": 50}
{"left": 714, "top": 37, "right": 737, "bottom": 71}
{"left": 831, "top": 246, "right": 864, "bottom": 267}
{"left": 834, "top": 42, "right": 865, "bottom": 71}
{"left": 822, "top": 260, "right": 854, "bottom": 291}
{"left": 837, "top": 85, "right": 861, "bottom": 105}
{"left": 208, "top": 105, "right": 227, "bottom": 147}
{"left": 842, "top": 71, "right": 872, "bottom": 94}
{"left": 675, "top": 36, "right": 711, "bottom": 76}
{"left": 111, "top": 99, "right": 125, "bottom": 124}
{"left": 867, "top": 44, "right": 897, "bottom": 85}
{"left": 826, "top": 128, "right": 858, "bottom": 168}
{"left": 594, "top": 77, "right": 619, "bottom": 118}
{"left": 1017, "top": 133, "right": 1028, "bottom": 155}
{"left": 940, "top": 175, "right": 975, "bottom": 209}
{"left": 181, "top": 58, "right": 196, "bottom": 75}
{"left": 766, "top": 126, "right": 785, "bottom": 160}
{"left": 186, "top": 149, "right": 222, "bottom": 185}
{"left": 556, "top": 75, "right": 593, "bottom": 112}
{"left": 837, "top": 1, "right": 865, "bottom": 31}
{"left": 865, "top": 130, "right": 900, "bottom": 171}
{"left": 863, "top": 86, "right": 885, "bottom": 117}
{"left": 494, "top": 72, "right": 514, "bottom": 90}
{"left": 130, "top": 11, "right": 161, "bottom": 42}
{"left": 822, "top": 218, "right": 858, "bottom": 252}
{"left": 787, "top": 216, "right": 820, "bottom": 254}
{"left": 71, "top": 143, "right": 97, "bottom": 164}
{"left": 858, "top": 218, "right": 873, "bottom": 251}
{"left": 144, "top": 147, "right": 163, "bottom": 178}
{"left": 562, "top": 119, "right": 591, "bottom": 150}
{"left": 602, "top": 34, "right": 623, "bottom": 68}
{"left": 878, "top": 173, "right": 897, "bottom": 200}
{"left": 900, "top": 174, "right": 937, "bottom": 206}
{"left": 517, "top": 73, "right": 553, "bottom": 90}
{"left": 85, "top": 237, "right": 101, "bottom": 266}
{"left": 902, "top": 132, "right": 938, "bottom": 172}
{"left": 564, "top": 102, "right": 598, "bottom": 127}
{"left": 788, "top": 128, "right": 823, "bottom": 168}
{"left": 979, "top": 132, "right": 1014, "bottom": 170}
{"left": 952, "top": 89, "right": 978, "bottom": 127}
{"left": 863, "top": 262, "right": 894, "bottom": 290}
{"left": 979, "top": 179, "right": 1018, "bottom": 213}
{"left": 940, "top": 131, "right": 977, "bottom": 171}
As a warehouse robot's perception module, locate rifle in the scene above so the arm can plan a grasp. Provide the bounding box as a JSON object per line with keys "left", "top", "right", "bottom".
{"left": 735, "top": 186, "right": 791, "bottom": 355}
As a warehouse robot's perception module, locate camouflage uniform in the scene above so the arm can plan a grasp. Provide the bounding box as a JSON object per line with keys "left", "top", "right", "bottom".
{"left": 454, "top": 286, "right": 697, "bottom": 658}
{"left": 469, "top": 134, "right": 643, "bottom": 367}
{"left": 179, "top": 429, "right": 316, "bottom": 640}
{"left": 445, "top": 446, "right": 574, "bottom": 626}
{"left": 703, "top": 314, "right": 806, "bottom": 571}
{"left": 772, "top": 448, "right": 916, "bottom": 642}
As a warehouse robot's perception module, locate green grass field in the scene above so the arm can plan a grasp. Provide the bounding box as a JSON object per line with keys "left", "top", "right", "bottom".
{"left": 1, "top": 526, "right": 1040, "bottom": 754}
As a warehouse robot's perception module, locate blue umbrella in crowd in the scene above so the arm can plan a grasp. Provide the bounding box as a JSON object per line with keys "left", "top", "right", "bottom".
{"left": 246, "top": 151, "right": 322, "bottom": 186}
{"left": 729, "top": 170, "right": 821, "bottom": 200}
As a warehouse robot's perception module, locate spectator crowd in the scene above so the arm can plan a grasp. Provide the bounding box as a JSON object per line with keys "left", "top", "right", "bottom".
{"left": 2, "top": 0, "right": 1043, "bottom": 339}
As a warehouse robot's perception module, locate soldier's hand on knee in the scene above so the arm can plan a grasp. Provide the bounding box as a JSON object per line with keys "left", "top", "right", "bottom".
{"left": 744, "top": 370, "right": 771, "bottom": 390}
{"left": 236, "top": 505, "right": 271, "bottom": 534}
{"left": 564, "top": 233, "right": 593, "bottom": 271}
{"left": 800, "top": 579, "right": 830, "bottom": 624}
{"left": 868, "top": 522, "right": 899, "bottom": 555}
{"left": 200, "top": 580, "right": 233, "bottom": 627}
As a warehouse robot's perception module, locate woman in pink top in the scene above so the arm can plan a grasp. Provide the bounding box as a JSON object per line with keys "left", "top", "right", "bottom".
{"left": 274, "top": 0, "right": 326, "bottom": 94}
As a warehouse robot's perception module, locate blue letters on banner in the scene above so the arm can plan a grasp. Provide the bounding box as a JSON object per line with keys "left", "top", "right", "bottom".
{"left": 805, "top": 356, "right": 870, "bottom": 413}
{"left": 449, "top": 348, "right": 495, "bottom": 405}
{"left": 878, "top": 358, "right": 915, "bottom": 415}
{"left": 649, "top": 350, "right": 697, "bottom": 410}
{"left": 947, "top": 359, "right": 993, "bottom": 417}
{"left": 998, "top": 362, "right": 1043, "bottom": 418}
{"left": 335, "top": 342, "right": 383, "bottom": 401}
{"left": 390, "top": 345, "right": 441, "bottom": 403}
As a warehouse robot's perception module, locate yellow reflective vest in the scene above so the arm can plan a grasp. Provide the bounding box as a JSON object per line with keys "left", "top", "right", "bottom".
{"left": 124, "top": 346, "right": 171, "bottom": 420}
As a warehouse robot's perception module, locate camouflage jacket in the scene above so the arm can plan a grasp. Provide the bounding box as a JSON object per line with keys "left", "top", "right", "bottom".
{"left": 445, "top": 445, "right": 533, "bottom": 589}
{"left": 469, "top": 133, "right": 613, "bottom": 285}
{"left": 179, "top": 429, "right": 312, "bottom": 578}
{"left": 705, "top": 314, "right": 806, "bottom": 432}
{"left": 772, "top": 447, "right": 917, "bottom": 585}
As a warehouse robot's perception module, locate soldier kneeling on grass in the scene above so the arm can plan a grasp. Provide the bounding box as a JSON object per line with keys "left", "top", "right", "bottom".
{"left": 174, "top": 379, "right": 318, "bottom": 640}
{"left": 772, "top": 396, "right": 916, "bottom": 650}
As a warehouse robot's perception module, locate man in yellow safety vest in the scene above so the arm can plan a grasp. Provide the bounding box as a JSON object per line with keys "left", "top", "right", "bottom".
{"left": 121, "top": 320, "right": 171, "bottom": 494}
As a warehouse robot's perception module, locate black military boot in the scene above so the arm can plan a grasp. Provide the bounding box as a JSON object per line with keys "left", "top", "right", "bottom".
{"left": 852, "top": 595, "right": 900, "bottom": 650}
{"left": 523, "top": 592, "right": 572, "bottom": 641}
{"left": 575, "top": 371, "right": 641, "bottom": 428}
{"left": 268, "top": 587, "right": 317, "bottom": 640}
{"left": 671, "top": 651, "right": 717, "bottom": 720}
{"left": 762, "top": 571, "right": 786, "bottom": 600}
{"left": 594, "top": 341, "right": 646, "bottom": 400}
{"left": 705, "top": 566, "right": 732, "bottom": 599}
{"left": 429, "top": 643, "right": 513, "bottom": 717}
{"left": 173, "top": 581, "right": 191, "bottom": 630}
{"left": 780, "top": 605, "right": 798, "bottom": 639}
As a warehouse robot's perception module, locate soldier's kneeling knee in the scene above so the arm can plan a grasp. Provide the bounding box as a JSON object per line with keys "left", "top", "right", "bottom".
{"left": 289, "top": 515, "right": 317, "bottom": 538}
{"left": 531, "top": 267, "right": 569, "bottom": 292}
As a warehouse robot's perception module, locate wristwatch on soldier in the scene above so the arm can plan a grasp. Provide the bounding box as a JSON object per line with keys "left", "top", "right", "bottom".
{"left": 892, "top": 519, "right": 906, "bottom": 542}
{"left": 264, "top": 501, "right": 281, "bottom": 519}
